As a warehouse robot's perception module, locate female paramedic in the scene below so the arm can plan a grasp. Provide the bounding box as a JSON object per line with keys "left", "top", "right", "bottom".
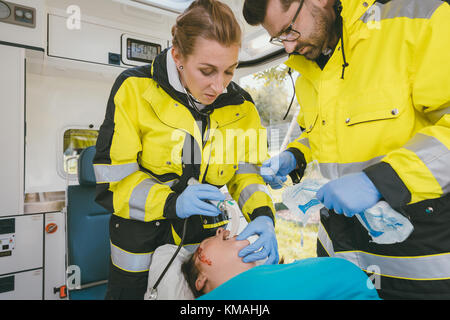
{"left": 93, "top": 0, "right": 278, "bottom": 299}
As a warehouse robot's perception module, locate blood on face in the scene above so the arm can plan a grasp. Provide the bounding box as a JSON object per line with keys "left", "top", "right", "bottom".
{"left": 196, "top": 247, "right": 212, "bottom": 266}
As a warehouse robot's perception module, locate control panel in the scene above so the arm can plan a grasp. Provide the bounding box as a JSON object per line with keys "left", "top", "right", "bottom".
{"left": 121, "top": 34, "right": 162, "bottom": 66}
{"left": 0, "top": 218, "right": 15, "bottom": 258}
{"left": 0, "top": 1, "right": 36, "bottom": 28}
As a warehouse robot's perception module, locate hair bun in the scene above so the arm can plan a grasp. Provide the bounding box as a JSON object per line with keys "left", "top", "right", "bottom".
{"left": 171, "top": 0, "right": 241, "bottom": 57}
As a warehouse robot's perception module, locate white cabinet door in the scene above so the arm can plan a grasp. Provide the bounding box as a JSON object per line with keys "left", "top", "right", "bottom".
{"left": 0, "top": 44, "right": 25, "bottom": 217}
{"left": 44, "top": 212, "right": 67, "bottom": 300}
{"left": 0, "top": 269, "right": 43, "bottom": 300}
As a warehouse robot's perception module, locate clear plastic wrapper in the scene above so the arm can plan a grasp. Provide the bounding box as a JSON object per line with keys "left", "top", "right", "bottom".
{"left": 282, "top": 161, "right": 328, "bottom": 226}
{"left": 281, "top": 161, "right": 414, "bottom": 244}
{"left": 356, "top": 201, "right": 414, "bottom": 244}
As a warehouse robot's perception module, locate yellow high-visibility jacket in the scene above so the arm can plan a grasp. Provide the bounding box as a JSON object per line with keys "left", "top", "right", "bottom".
{"left": 94, "top": 49, "right": 274, "bottom": 251}
{"left": 285, "top": 0, "right": 450, "bottom": 299}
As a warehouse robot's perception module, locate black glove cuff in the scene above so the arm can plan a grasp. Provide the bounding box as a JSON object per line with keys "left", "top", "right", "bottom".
{"left": 286, "top": 147, "right": 307, "bottom": 184}
{"left": 250, "top": 206, "right": 275, "bottom": 226}
{"left": 163, "top": 192, "right": 181, "bottom": 219}
{"left": 363, "top": 161, "right": 411, "bottom": 209}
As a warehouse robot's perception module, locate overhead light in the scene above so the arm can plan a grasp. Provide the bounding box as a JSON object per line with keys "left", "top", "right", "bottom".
{"left": 132, "top": 0, "right": 194, "bottom": 13}
{"left": 243, "top": 31, "right": 278, "bottom": 58}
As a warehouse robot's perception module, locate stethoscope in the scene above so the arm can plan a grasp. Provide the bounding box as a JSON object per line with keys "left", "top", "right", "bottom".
{"left": 283, "top": 67, "right": 296, "bottom": 121}
{"left": 147, "top": 218, "right": 188, "bottom": 300}
{"left": 147, "top": 68, "right": 216, "bottom": 300}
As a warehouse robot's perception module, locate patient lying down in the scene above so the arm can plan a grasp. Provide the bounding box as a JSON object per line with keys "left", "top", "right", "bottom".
{"left": 181, "top": 228, "right": 380, "bottom": 300}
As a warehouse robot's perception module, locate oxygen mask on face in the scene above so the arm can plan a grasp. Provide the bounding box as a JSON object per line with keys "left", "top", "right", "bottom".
{"left": 187, "top": 178, "right": 240, "bottom": 238}
{"left": 220, "top": 199, "right": 241, "bottom": 239}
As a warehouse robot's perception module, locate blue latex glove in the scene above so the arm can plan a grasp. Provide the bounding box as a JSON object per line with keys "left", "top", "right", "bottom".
{"left": 176, "top": 184, "right": 226, "bottom": 219}
{"left": 316, "top": 172, "right": 382, "bottom": 217}
{"left": 260, "top": 151, "right": 297, "bottom": 189}
{"left": 236, "top": 216, "right": 279, "bottom": 265}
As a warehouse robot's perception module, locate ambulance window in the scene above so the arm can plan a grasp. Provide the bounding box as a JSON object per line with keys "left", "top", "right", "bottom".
{"left": 240, "top": 65, "right": 317, "bottom": 262}
{"left": 240, "top": 64, "right": 301, "bottom": 156}
{"left": 63, "top": 129, "right": 99, "bottom": 174}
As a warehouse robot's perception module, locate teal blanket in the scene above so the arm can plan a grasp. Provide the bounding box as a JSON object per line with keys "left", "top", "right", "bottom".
{"left": 198, "top": 257, "right": 380, "bottom": 300}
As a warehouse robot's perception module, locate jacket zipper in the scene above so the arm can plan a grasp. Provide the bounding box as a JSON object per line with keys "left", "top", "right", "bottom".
{"left": 201, "top": 115, "right": 211, "bottom": 183}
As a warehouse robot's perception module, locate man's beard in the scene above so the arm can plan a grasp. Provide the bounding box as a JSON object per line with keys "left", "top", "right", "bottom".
{"left": 295, "top": 4, "right": 335, "bottom": 60}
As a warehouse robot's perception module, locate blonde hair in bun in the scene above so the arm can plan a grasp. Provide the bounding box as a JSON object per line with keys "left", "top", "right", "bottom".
{"left": 171, "top": 0, "right": 242, "bottom": 58}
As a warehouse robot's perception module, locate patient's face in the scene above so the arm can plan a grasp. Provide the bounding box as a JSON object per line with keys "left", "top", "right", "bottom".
{"left": 194, "top": 228, "right": 256, "bottom": 293}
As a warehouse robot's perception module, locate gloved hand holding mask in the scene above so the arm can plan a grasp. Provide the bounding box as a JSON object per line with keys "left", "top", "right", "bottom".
{"left": 176, "top": 184, "right": 226, "bottom": 219}
{"left": 236, "top": 216, "right": 279, "bottom": 265}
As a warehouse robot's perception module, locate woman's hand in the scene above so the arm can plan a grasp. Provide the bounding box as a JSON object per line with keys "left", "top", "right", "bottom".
{"left": 176, "top": 184, "right": 226, "bottom": 219}
{"left": 236, "top": 216, "right": 279, "bottom": 265}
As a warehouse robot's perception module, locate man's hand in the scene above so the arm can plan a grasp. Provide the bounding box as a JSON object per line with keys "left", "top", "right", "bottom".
{"left": 316, "top": 172, "right": 382, "bottom": 217}
{"left": 260, "top": 151, "right": 297, "bottom": 189}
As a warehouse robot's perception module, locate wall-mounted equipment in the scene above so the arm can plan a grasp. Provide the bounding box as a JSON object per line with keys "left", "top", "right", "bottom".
{"left": 48, "top": 15, "right": 166, "bottom": 67}
{"left": 0, "top": 1, "right": 35, "bottom": 28}
{"left": 0, "top": 219, "right": 15, "bottom": 258}
{"left": 121, "top": 34, "right": 162, "bottom": 66}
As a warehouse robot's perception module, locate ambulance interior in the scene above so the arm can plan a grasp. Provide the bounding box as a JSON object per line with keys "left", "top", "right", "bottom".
{"left": 0, "top": 0, "right": 302, "bottom": 300}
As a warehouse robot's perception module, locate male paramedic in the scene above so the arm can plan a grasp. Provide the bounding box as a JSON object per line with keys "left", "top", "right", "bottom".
{"left": 242, "top": 0, "right": 450, "bottom": 299}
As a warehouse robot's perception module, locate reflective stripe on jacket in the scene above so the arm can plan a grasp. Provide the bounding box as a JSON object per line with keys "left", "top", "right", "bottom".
{"left": 285, "top": 0, "right": 450, "bottom": 299}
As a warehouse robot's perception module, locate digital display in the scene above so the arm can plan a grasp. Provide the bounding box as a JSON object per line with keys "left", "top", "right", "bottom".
{"left": 127, "top": 38, "right": 161, "bottom": 63}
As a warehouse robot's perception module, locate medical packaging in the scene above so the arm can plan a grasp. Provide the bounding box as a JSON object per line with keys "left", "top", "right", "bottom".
{"left": 355, "top": 201, "right": 414, "bottom": 244}
{"left": 282, "top": 161, "right": 328, "bottom": 227}
{"left": 281, "top": 161, "right": 414, "bottom": 245}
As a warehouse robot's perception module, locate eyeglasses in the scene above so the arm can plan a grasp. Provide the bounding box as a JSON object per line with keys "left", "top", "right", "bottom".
{"left": 269, "top": 0, "right": 304, "bottom": 46}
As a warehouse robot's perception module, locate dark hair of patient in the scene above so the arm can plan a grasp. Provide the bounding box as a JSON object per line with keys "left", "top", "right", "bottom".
{"left": 181, "top": 253, "right": 204, "bottom": 298}
{"left": 181, "top": 253, "right": 285, "bottom": 298}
